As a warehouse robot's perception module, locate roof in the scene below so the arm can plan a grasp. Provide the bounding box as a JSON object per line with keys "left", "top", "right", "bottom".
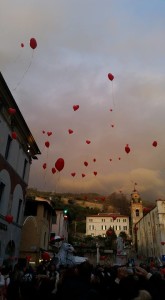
{"left": 26, "top": 196, "right": 54, "bottom": 209}
{"left": 87, "top": 213, "right": 129, "bottom": 218}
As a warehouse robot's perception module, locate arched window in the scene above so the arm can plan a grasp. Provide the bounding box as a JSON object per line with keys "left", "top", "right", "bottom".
{"left": 135, "top": 209, "right": 139, "bottom": 216}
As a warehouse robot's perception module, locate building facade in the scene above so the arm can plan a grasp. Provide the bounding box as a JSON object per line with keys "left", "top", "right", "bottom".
{"left": 19, "top": 196, "right": 54, "bottom": 265}
{"left": 86, "top": 213, "right": 130, "bottom": 237}
{"left": 135, "top": 199, "right": 165, "bottom": 261}
{"left": 51, "top": 208, "right": 68, "bottom": 242}
{"left": 0, "top": 72, "right": 40, "bottom": 266}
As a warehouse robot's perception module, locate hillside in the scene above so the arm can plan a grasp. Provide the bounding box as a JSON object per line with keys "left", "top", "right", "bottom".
{"left": 26, "top": 188, "right": 155, "bottom": 216}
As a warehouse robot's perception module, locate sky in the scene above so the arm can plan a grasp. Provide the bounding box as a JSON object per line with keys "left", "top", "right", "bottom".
{"left": 1, "top": 0, "right": 165, "bottom": 202}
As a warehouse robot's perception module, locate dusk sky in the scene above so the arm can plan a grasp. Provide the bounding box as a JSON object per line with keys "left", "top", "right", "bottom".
{"left": 1, "top": 0, "right": 165, "bottom": 202}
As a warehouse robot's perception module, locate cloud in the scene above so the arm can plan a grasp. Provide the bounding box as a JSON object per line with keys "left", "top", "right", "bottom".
{"left": 1, "top": 0, "right": 165, "bottom": 203}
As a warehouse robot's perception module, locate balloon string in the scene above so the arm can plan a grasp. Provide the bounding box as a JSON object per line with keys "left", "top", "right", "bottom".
{"left": 43, "top": 149, "right": 49, "bottom": 187}
{"left": 43, "top": 169, "right": 47, "bottom": 188}
{"left": 55, "top": 172, "right": 61, "bottom": 193}
{"left": 111, "top": 81, "right": 115, "bottom": 108}
{"left": 13, "top": 50, "right": 34, "bottom": 91}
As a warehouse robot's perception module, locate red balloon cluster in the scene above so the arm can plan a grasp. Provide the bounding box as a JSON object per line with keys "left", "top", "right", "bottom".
{"left": 84, "top": 161, "right": 88, "bottom": 167}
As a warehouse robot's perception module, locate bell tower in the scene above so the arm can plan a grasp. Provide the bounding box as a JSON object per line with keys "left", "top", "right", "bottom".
{"left": 130, "top": 190, "right": 143, "bottom": 248}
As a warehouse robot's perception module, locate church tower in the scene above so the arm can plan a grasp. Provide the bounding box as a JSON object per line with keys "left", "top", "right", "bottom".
{"left": 130, "top": 190, "right": 143, "bottom": 248}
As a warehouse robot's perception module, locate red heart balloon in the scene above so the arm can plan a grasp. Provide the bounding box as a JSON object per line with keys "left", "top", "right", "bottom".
{"left": 71, "top": 172, "right": 76, "bottom": 177}
{"left": 5, "top": 215, "right": 13, "bottom": 224}
{"left": 8, "top": 108, "right": 16, "bottom": 115}
{"left": 45, "top": 141, "right": 50, "bottom": 148}
{"left": 43, "top": 163, "right": 47, "bottom": 169}
{"left": 11, "top": 132, "right": 17, "bottom": 139}
{"left": 152, "top": 141, "right": 157, "bottom": 147}
{"left": 108, "top": 73, "right": 114, "bottom": 81}
{"left": 30, "top": 38, "right": 37, "bottom": 50}
{"left": 55, "top": 158, "right": 65, "bottom": 172}
{"left": 125, "top": 144, "right": 130, "bottom": 154}
{"left": 86, "top": 140, "right": 91, "bottom": 144}
{"left": 52, "top": 167, "right": 56, "bottom": 174}
{"left": 47, "top": 131, "right": 52, "bottom": 136}
{"left": 73, "top": 105, "right": 79, "bottom": 111}
{"left": 68, "top": 129, "right": 73, "bottom": 134}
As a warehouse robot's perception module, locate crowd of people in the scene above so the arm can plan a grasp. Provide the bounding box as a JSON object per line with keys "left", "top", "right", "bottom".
{"left": 0, "top": 257, "right": 165, "bottom": 300}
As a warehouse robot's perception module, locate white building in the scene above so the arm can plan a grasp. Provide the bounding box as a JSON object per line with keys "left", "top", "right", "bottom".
{"left": 0, "top": 72, "right": 40, "bottom": 266}
{"left": 86, "top": 213, "right": 130, "bottom": 237}
{"left": 135, "top": 199, "right": 165, "bottom": 260}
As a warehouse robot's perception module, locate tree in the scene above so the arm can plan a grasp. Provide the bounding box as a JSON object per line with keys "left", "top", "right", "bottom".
{"left": 105, "top": 227, "right": 117, "bottom": 250}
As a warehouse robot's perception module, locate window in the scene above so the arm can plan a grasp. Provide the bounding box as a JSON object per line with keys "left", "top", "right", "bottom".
{"left": 16, "top": 199, "right": 22, "bottom": 223}
{"left": 102, "top": 219, "right": 105, "bottom": 222}
{"left": 24, "top": 202, "right": 37, "bottom": 216}
{"left": 5, "top": 135, "right": 12, "bottom": 160}
{"left": 89, "top": 225, "right": 95, "bottom": 230}
{"left": 89, "top": 219, "right": 93, "bottom": 222}
{"left": 136, "top": 209, "right": 139, "bottom": 216}
{"left": 101, "top": 225, "right": 106, "bottom": 230}
{"left": 22, "top": 159, "right": 28, "bottom": 179}
{"left": 123, "top": 226, "right": 127, "bottom": 230}
{"left": 0, "top": 182, "right": 5, "bottom": 202}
